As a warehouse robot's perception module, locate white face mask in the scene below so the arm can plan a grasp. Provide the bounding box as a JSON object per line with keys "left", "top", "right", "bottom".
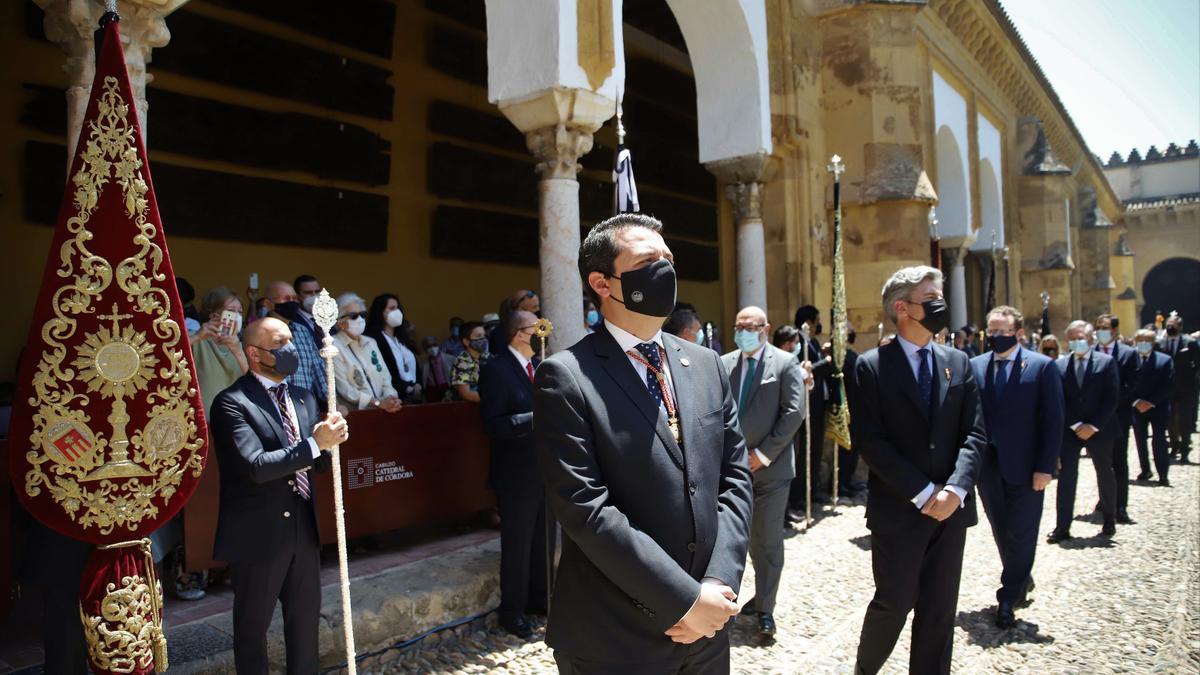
{"left": 345, "top": 316, "right": 366, "bottom": 336}
{"left": 386, "top": 308, "right": 405, "bottom": 328}
{"left": 301, "top": 295, "right": 317, "bottom": 313}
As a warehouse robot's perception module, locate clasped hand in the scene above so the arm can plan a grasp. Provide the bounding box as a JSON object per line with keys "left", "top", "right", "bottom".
{"left": 920, "top": 485, "right": 960, "bottom": 521}
{"left": 313, "top": 412, "right": 349, "bottom": 449}
{"left": 664, "top": 583, "right": 738, "bottom": 644}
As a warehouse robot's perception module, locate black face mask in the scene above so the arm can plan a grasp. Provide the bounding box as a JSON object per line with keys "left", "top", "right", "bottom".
{"left": 258, "top": 341, "right": 299, "bottom": 377}
{"left": 1166, "top": 326, "right": 1179, "bottom": 336}
{"left": 987, "top": 334, "right": 1019, "bottom": 353}
{"left": 273, "top": 301, "right": 301, "bottom": 322}
{"left": 847, "top": 331, "right": 857, "bottom": 345}
{"left": 609, "top": 258, "right": 677, "bottom": 318}
{"left": 912, "top": 298, "right": 950, "bottom": 335}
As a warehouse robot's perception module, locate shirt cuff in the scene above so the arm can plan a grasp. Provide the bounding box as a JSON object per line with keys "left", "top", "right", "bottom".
{"left": 753, "top": 449, "right": 771, "bottom": 467}
{"left": 944, "top": 484, "right": 967, "bottom": 509}
{"left": 306, "top": 437, "right": 321, "bottom": 458}
{"left": 1070, "top": 422, "right": 1082, "bottom": 431}
{"left": 912, "top": 482, "right": 935, "bottom": 510}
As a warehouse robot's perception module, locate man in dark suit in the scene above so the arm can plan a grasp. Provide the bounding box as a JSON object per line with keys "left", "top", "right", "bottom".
{"left": 1130, "top": 329, "right": 1175, "bottom": 486}
{"left": 721, "top": 306, "right": 805, "bottom": 642}
{"left": 534, "top": 213, "right": 754, "bottom": 673}
{"left": 852, "top": 266, "right": 986, "bottom": 675}
{"left": 969, "top": 306, "right": 1064, "bottom": 628}
{"left": 790, "top": 304, "right": 834, "bottom": 511}
{"left": 1094, "top": 313, "right": 1137, "bottom": 523}
{"left": 479, "top": 309, "right": 551, "bottom": 639}
{"left": 1160, "top": 313, "right": 1199, "bottom": 463}
{"left": 210, "top": 317, "right": 348, "bottom": 675}
{"left": 1051, "top": 320, "right": 1120, "bottom": 543}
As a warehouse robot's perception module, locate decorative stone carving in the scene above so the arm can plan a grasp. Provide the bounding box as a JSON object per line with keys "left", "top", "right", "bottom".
{"left": 726, "top": 182, "right": 764, "bottom": 223}
{"left": 526, "top": 125, "right": 595, "bottom": 180}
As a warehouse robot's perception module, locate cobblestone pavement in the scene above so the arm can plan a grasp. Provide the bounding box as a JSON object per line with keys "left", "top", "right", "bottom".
{"left": 371, "top": 438, "right": 1200, "bottom": 674}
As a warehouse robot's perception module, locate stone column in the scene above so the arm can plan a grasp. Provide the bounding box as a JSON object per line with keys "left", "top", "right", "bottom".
{"left": 36, "top": 0, "right": 179, "bottom": 168}
{"left": 945, "top": 246, "right": 969, "bottom": 330}
{"left": 709, "top": 153, "right": 770, "bottom": 312}
{"left": 527, "top": 124, "right": 594, "bottom": 351}
{"left": 727, "top": 182, "right": 767, "bottom": 311}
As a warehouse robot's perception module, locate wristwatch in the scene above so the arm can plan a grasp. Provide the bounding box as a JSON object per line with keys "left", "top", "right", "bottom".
{"left": 370, "top": 398, "right": 380, "bottom": 408}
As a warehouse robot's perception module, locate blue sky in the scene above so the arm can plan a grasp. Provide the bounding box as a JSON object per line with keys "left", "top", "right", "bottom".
{"left": 1001, "top": 0, "right": 1200, "bottom": 160}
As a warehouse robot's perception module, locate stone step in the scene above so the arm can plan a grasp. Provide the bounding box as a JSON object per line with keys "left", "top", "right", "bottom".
{"left": 164, "top": 537, "right": 501, "bottom": 674}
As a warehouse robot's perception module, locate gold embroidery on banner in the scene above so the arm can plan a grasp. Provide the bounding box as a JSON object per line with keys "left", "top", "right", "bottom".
{"left": 80, "top": 574, "right": 161, "bottom": 674}
{"left": 24, "top": 76, "right": 204, "bottom": 535}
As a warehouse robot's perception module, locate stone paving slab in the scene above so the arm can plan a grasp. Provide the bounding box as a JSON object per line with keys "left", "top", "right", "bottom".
{"left": 373, "top": 437, "right": 1200, "bottom": 674}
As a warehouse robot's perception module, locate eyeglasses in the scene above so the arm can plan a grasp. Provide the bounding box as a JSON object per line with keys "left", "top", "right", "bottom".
{"left": 734, "top": 323, "right": 765, "bottom": 331}
{"left": 519, "top": 324, "right": 538, "bottom": 332}
{"left": 340, "top": 312, "right": 366, "bottom": 320}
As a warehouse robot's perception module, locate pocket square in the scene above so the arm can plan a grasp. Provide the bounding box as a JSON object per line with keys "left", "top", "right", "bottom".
{"left": 760, "top": 376, "right": 778, "bottom": 385}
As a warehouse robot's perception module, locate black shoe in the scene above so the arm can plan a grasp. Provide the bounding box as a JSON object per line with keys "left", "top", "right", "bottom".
{"left": 1046, "top": 529, "right": 1072, "bottom": 544}
{"left": 758, "top": 613, "right": 776, "bottom": 638}
{"left": 996, "top": 601, "right": 1016, "bottom": 629}
{"left": 1116, "top": 509, "right": 1134, "bottom": 525}
{"left": 1017, "top": 578, "right": 1036, "bottom": 608}
{"left": 1160, "top": 478, "right": 1171, "bottom": 487}
{"left": 740, "top": 602, "right": 758, "bottom": 616}
{"left": 812, "top": 491, "right": 833, "bottom": 505}
{"left": 499, "top": 614, "right": 533, "bottom": 639}
{"left": 1101, "top": 520, "right": 1116, "bottom": 537}
{"left": 1135, "top": 472, "right": 1153, "bottom": 481}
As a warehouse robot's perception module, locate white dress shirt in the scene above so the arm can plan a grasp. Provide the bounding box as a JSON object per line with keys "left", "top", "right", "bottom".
{"left": 605, "top": 319, "right": 678, "bottom": 417}
{"left": 735, "top": 342, "right": 772, "bottom": 467}
{"left": 382, "top": 332, "right": 418, "bottom": 384}
{"left": 508, "top": 344, "right": 534, "bottom": 378}
{"left": 893, "top": 334, "right": 967, "bottom": 510}
{"left": 252, "top": 371, "right": 320, "bottom": 459}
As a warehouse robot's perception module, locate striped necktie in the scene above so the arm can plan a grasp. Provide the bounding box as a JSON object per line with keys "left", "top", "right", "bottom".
{"left": 271, "top": 383, "right": 310, "bottom": 500}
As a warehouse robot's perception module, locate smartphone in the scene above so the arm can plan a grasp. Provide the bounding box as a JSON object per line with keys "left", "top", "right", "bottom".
{"left": 219, "top": 310, "right": 242, "bottom": 337}
{"left": 248, "top": 272, "right": 259, "bottom": 291}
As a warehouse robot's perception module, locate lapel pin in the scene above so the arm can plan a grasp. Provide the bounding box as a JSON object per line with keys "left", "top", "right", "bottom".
{"left": 944, "top": 367, "right": 951, "bottom": 383}
{"left": 680, "top": 358, "right": 690, "bottom": 367}
{"left": 1020, "top": 359, "right": 1028, "bottom": 370}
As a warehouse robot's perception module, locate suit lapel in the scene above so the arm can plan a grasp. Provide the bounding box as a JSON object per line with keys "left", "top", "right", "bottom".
{"left": 744, "top": 347, "right": 769, "bottom": 408}
{"left": 240, "top": 374, "right": 289, "bottom": 448}
{"left": 593, "top": 326, "right": 686, "bottom": 470}
{"left": 661, "top": 336, "right": 694, "bottom": 467}
{"left": 881, "top": 341, "right": 928, "bottom": 420}
{"left": 503, "top": 349, "right": 534, "bottom": 392}
{"left": 288, "top": 384, "right": 310, "bottom": 438}
{"left": 931, "top": 344, "right": 948, "bottom": 417}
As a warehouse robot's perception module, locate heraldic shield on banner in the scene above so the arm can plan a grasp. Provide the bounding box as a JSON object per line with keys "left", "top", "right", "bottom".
{"left": 8, "top": 13, "right": 208, "bottom": 675}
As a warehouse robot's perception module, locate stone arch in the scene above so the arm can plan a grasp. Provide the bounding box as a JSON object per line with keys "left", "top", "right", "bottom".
{"left": 935, "top": 125, "right": 970, "bottom": 237}
{"left": 663, "top": 0, "right": 772, "bottom": 163}
{"left": 1140, "top": 257, "right": 1200, "bottom": 331}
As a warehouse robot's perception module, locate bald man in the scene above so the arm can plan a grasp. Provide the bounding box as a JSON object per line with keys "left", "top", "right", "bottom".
{"left": 211, "top": 317, "right": 348, "bottom": 674}
{"left": 721, "top": 307, "right": 806, "bottom": 642}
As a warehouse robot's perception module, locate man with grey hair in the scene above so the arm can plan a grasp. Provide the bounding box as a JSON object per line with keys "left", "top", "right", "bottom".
{"left": 852, "top": 265, "right": 986, "bottom": 674}
{"left": 1051, "top": 319, "right": 1119, "bottom": 543}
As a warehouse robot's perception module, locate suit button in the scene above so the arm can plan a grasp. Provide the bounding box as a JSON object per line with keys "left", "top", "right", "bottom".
{"left": 688, "top": 482, "right": 697, "bottom": 495}
{"left": 929, "top": 443, "right": 935, "bottom": 450}
{"left": 687, "top": 542, "right": 696, "bottom": 552}
{"left": 288, "top": 480, "right": 295, "bottom": 486}
{"left": 283, "top": 511, "right": 291, "bottom": 518}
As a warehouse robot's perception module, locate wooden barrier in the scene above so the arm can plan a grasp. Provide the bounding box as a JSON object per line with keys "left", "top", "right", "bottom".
{"left": 184, "top": 401, "right": 494, "bottom": 571}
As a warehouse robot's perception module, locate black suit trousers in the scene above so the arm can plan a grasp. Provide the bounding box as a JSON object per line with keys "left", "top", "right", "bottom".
{"left": 1058, "top": 439, "right": 1116, "bottom": 530}
{"left": 978, "top": 457, "right": 1043, "bottom": 604}
{"left": 1168, "top": 391, "right": 1197, "bottom": 456}
{"left": 856, "top": 521, "right": 967, "bottom": 675}
{"left": 496, "top": 487, "right": 553, "bottom": 619}
{"left": 1134, "top": 410, "right": 1171, "bottom": 480}
{"left": 229, "top": 497, "right": 321, "bottom": 675}
{"left": 1112, "top": 421, "right": 1131, "bottom": 509}
{"left": 554, "top": 632, "right": 729, "bottom": 675}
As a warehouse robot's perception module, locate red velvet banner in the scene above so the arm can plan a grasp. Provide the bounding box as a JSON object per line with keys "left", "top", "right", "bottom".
{"left": 8, "top": 17, "right": 207, "bottom": 674}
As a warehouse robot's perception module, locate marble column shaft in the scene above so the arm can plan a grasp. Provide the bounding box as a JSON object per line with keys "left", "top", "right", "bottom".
{"left": 527, "top": 124, "right": 593, "bottom": 352}
{"left": 946, "top": 247, "right": 969, "bottom": 331}
{"left": 728, "top": 182, "right": 768, "bottom": 311}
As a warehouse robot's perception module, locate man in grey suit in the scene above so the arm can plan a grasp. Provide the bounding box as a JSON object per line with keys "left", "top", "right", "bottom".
{"left": 534, "top": 213, "right": 754, "bottom": 674}
{"left": 721, "top": 306, "right": 806, "bottom": 643}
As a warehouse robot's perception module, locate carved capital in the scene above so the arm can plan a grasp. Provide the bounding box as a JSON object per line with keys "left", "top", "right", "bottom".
{"left": 526, "top": 125, "right": 594, "bottom": 180}
{"left": 726, "top": 182, "right": 765, "bottom": 223}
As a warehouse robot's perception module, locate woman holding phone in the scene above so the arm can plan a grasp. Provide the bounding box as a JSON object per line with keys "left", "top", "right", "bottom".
{"left": 191, "top": 286, "right": 250, "bottom": 414}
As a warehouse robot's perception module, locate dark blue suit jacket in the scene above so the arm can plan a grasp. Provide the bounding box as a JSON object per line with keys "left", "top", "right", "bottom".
{"left": 1056, "top": 351, "right": 1119, "bottom": 449}
{"left": 1095, "top": 341, "right": 1138, "bottom": 425}
{"left": 970, "top": 346, "right": 1064, "bottom": 484}
{"left": 478, "top": 348, "right": 539, "bottom": 497}
{"left": 1131, "top": 350, "right": 1175, "bottom": 419}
